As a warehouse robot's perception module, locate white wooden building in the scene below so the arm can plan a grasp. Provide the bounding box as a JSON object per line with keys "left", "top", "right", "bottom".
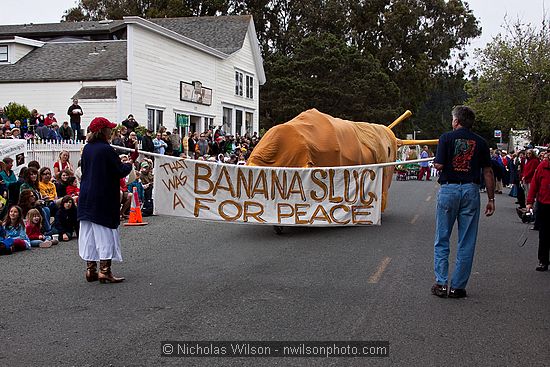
{"left": 0, "top": 15, "right": 265, "bottom": 136}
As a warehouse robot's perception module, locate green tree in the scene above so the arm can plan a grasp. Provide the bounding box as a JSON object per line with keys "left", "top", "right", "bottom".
{"left": 349, "top": 0, "right": 480, "bottom": 112}
{"left": 261, "top": 33, "right": 400, "bottom": 128}
{"left": 63, "top": 0, "right": 230, "bottom": 21}
{"left": 466, "top": 19, "right": 550, "bottom": 144}
{"left": 3, "top": 102, "right": 31, "bottom": 124}
{"left": 61, "top": 0, "right": 480, "bottom": 133}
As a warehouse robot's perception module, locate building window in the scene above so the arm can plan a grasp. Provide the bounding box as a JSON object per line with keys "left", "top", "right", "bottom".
{"left": 147, "top": 108, "right": 164, "bottom": 132}
{"left": 245, "top": 112, "right": 253, "bottom": 135}
{"left": 205, "top": 117, "right": 214, "bottom": 130}
{"left": 245, "top": 75, "right": 254, "bottom": 99}
{"left": 223, "top": 107, "right": 232, "bottom": 134}
{"left": 0, "top": 45, "right": 8, "bottom": 62}
{"left": 235, "top": 110, "right": 243, "bottom": 136}
{"left": 235, "top": 71, "right": 243, "bottom": 96}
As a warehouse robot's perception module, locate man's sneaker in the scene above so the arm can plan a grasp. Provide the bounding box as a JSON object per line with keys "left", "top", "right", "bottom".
{"left": 448, "top": 288, "right": 467, "bottom": 298}
{"left": 431, "top": 283, "right": 448, "bottom": 298}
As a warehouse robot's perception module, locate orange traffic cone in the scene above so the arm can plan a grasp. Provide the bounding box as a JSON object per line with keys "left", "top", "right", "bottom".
{"left": 124, "top": 187, "right": 148, "bottom": 226}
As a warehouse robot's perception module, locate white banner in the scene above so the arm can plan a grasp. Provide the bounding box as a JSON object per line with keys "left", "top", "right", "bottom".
{"left": 153, "top": 157, "right": 384, "bottom": 226}
{"left": 0, "top": 139, "right": 27, "bottom": 174}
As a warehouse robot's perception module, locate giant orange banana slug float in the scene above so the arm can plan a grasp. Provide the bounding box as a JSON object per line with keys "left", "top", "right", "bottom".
{"left": 247, "top": 108, "right": 437, "bottom": 211}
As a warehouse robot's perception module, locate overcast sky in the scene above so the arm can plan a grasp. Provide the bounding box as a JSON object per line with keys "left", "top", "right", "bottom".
{"left": 2, "top": 0, "right": 547, "bottom": 51}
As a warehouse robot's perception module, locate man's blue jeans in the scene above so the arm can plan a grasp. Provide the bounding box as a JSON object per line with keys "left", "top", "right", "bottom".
{"left": 434, "top": 183, "right": 480, "bottom": 289}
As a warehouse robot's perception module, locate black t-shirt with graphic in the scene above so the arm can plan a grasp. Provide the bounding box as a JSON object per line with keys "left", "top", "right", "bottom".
{"left": 435, "top": 127, "right": 491, "bottom": 184}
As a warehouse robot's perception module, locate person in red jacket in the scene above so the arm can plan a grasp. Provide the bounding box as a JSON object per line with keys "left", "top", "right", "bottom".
{"left": 25, "top": 208, "right": 58, "bottom": 247}
{"left": 522, "top": 149, "right": 540, "bottom": 196}
{"left": 44, "top": 111, "right": 57, "bottom": 127}
{"left": 526, "top": 152, "right": 550, "bottom": 271}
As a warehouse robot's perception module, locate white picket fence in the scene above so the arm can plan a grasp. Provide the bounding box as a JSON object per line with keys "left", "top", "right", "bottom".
{"left": 26, "top": 140, "right": 144, "bottom": 169}
{"left": 26, "top": 140, "right": 86, "bottom": 169}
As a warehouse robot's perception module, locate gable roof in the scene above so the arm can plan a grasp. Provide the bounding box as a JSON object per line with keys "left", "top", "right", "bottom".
{"left": 0, "top": 41, "right": 127, "bottom": 82}
{"left": 0, "top": 15, "right": 265, "bottom": 84}
{"left": 149, "top": 16, "right": 251, "bottom": 55}
{"left": 0, "top": 16, "right": 251, "bottom": 55}
{"left": 0, "top": 20, "right": 125, "bottom": 38}
{"left": 72, "top": 86, "right": 117, "bottom": 100}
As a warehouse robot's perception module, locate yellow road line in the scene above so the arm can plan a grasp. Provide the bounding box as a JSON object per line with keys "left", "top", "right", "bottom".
{"left": 367, "top": 257, "right": 392, "bottom": 284}
{"left": 410, "top": 214, "right": 419, "bottom": 224}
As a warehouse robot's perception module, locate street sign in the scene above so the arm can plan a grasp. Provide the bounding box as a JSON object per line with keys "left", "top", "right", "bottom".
{"left": 494, "top": 130, "right": 502, "bottom": 138}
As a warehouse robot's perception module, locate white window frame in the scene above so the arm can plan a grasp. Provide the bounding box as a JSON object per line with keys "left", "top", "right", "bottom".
{"left": 223, "top": 106, "right": 233, "bottom": 133}
{"left": 245, "top": 75, "right": 254, "bottom": 99}
{"left": 235, "top": 71, "right": 243, "bottom": 96}
{"left": 146, "top": 105, "right": 165, "bottom": 132}
{"left": 245, "top": 112, "right": 254, "bottom": 135}
{"left": 0, "top": 45, "right": 8, "bottom": 63}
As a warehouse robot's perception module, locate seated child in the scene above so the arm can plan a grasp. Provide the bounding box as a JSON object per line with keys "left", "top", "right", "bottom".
{"left": 65, "top": 176, "right": 80, "bottom": 202}
{"left": 127, "top": 171, "right": 145, "bottom": 204}
{"left": 2, "top": 205, "right": 30, "bottom": 252}
{"left": 25, "top": 208, "right": 58, "bottom": 248}
{"left": 52, "top": 196, "right": 78, "bottom": 241}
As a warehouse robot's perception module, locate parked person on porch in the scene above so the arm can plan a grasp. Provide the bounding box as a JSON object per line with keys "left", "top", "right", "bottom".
{"left": 28, "top": 109, "right": 44, "bottom": 135}
{"left": 44, "top": 111, "right": 57, "bottom": 127}
{"left": 59, "top": 121, "right": 74, "bottom": 141}
{"left": 14, "top": 120, "right": 26, "bottom": 135}
{"left": 50, "top": 123, "right": 63, "bottom": 142}
{"left": 11, "top": 128, "right": 21, "bottom": 139}
{"left": 2, "top": 119, "right": 13, "bottom": 132}
{"left": 121, "top": 114, "right": 139, "bottom": 136}
{"left": 67, "top": 98, "right": 83, "bottom": 140}
{"left": 36, "top": 121, "right": 49, "bottom": 140}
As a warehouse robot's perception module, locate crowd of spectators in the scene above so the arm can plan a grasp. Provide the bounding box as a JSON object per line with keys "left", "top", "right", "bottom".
{"left": 0, "top": 110, "right": 263, "bottom": 255}
{"left": 1, "top": 104, "right": 262, "bottom": 166}
{"left": 0, "top": 146, "right": 157, "bottom": 255}
{"left": 0, "top": 99, "right": 84, "bottom": 141}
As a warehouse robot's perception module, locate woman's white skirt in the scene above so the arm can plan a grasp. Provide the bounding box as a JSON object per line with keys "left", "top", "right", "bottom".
{"left": 78, "top": 221, "right": 122, "bottom": 262}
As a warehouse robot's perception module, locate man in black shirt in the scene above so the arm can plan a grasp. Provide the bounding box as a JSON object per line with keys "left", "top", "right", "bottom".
{"left": 122, "top": 114, "right": 139, "bottom": 136}
{"left": 431, "top": 105, "right": 495, "bottom": 299}
{"left": 67, "top": 99, "right": 83, "bottom": 140}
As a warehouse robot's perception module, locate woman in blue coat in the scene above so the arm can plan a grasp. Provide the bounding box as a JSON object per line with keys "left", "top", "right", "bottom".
{"left": 78, "top": 117, "right": 137, "bottom": 283}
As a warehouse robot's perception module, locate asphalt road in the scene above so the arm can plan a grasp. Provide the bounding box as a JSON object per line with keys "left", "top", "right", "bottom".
{"left": 1, "top": 178, "right": 548, "bottom": 366}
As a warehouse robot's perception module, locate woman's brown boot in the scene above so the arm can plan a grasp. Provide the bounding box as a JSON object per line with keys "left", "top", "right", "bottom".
{"left": 86, "top": 261, "right": 98, "bottom": 282}
{"left": 98, "top": 259, "right": 125, "bottom": 283}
